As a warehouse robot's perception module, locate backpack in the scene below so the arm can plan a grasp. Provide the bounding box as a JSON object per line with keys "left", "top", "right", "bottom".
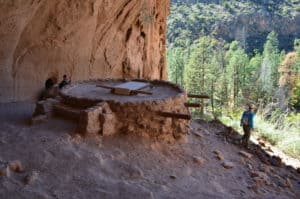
{"left": 242, "top": 111, "right": 250, "bottom": 126}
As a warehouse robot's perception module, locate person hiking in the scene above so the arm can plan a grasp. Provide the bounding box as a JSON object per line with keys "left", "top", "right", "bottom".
{"left": 240, "top": 104, "right": 255, "bottom": 148}
{"left": 58, "top": 74, "right": 71, "bottom": 89}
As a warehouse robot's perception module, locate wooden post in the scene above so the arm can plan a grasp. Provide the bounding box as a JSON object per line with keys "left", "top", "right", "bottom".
{"left": 187, "top": 94, "right": 210, "bottom": 99}
{"left": 184, "top": 103, "right": 202, "bottom": 108}
{"left": 157, "top": 111, "right": 191, "bottom": 120}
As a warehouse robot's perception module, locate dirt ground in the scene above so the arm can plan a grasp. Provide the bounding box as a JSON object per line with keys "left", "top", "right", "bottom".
{"left": 0, "top": 102, "right": 299, "bottom": 199}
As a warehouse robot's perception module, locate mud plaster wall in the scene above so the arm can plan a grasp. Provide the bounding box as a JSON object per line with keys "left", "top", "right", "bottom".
{"left": 0, "top": 0, "right": 170, "bottom": 102}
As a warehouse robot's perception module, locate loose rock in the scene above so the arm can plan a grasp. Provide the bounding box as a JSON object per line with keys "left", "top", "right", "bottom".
{"left": 0, "top": 162, "right": 10, "bottom": 177}
{"left": 9, "top": 160, "right": 23, "bottom": 173}
{"left": 239, "top": 151, "right": 252, "bottom": 159}
{"left": 250, "top": 171, "right": 271, "bottom": 186}
{"left": 192, "top": 130, "right": 202, "bottom": 138}
{"left": 213, "top": 150, "right": 224, "bottom": 161}
{"left": 24, "top": 171, "right": 39, "bottom": 185}
{"left": 169, "top": 175, "right": 176, "bottom": 179}
{"left": 270, "top": 156, "right": 282, "bottom": 167}
{"left": 258, "top": 141, "right": 266, "bottom": 147}
{"left": 222, "top": 161, "right": 235, "bottom": 169}
{"left": 192, "top": 156, "right": 205, "bottom": 165}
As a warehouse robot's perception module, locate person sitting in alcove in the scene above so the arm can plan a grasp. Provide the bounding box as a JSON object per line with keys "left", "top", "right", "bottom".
{"left": 58, "top": 74, "right": 71, "bottom": 89}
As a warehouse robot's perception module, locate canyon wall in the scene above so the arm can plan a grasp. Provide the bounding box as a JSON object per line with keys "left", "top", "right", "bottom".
{"left": 0, "top": 0, "right": 169, "bottom": 102}
{"left": 214, "top": 12, "right": 300, "bottom": 53}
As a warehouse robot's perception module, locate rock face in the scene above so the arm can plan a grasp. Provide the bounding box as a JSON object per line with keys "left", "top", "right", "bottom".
{"left": 214, "top": 12, "right": 300, "bottom": 52}
{"left": 0, "top": 0, "right": 170, "bottom": 102}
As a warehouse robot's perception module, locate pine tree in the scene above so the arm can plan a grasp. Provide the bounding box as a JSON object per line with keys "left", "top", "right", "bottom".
{"left": 167, "top": 47, "right": 186, "bottom": 85}
{"left": 225, "top": 41, "right": 249, "bottom": 108}
{"left": 184, "top": 36, "right": 216, "bottom": 115}
{"left": 259, "top": 31, "right": 282, "bottom": 102}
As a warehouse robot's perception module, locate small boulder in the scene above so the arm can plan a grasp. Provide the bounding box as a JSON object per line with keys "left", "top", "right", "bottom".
{"left": 247, "top": 163, "right": 253, "bottom": 170}
{"left": 239, "top": 151, "right": 252, "bottom": 159}
{"left": 222, "top": 161, "right": 235, "bottom": 169}
{"left": 24, "top": 171, "right": 39, "bottom": 185}
{"left": 286, "top": 178, "right": 293, "bottom": 189}
{"left": 249, "top": 171, "right": 271, "bottom": 185}
{"left": 9, "top": 160, "right": 23, "bottom": 173}
{"left": 169, "top": 175, "right": 176, "bottom": 179}
{"left": 270, "top": 156, "right": 282, "bottom": 167}
{"left": 273, "top": 175, "right": 293, "bottom": 188}
{"left": 258, "top": 141, "right": 266, "bottom": 147}
{"left": 0, "top": 162, "right": 10, "bottom": 177}
{"left": 192, "top": 131, "right": 202, "bottom": 138}
{"left": 213, "top": 150, "right": 224, "bottom": 161}
{"left": 192, "top": 156, "right": 205, "bottom": 165}
{"left": 265, "top": 147, "right": 273, "bottom": 153}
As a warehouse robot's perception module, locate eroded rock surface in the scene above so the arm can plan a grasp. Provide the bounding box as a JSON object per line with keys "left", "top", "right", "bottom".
{"left": 0, "top": 0, "right": 169, "bottom": 102}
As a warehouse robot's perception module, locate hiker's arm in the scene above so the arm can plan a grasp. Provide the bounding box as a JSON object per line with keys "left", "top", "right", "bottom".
{"left": 249, "top": 113, "right": 254, "bottom": 129}
{"left": 240, "top": 112, "right": 245, "bottom": 126}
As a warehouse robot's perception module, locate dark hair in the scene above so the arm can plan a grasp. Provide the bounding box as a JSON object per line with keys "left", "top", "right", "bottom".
{"left": 249, "top": 104, "right": 255, "bottom": 110}
{"left": 63, "top": 74, "right": 67, "bottom": 78}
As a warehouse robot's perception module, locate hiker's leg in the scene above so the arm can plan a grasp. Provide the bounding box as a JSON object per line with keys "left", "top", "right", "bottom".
{"left": 244, "top": 127, "right": 251, "bottom": 147}
{"left": 241, "top": 125, "right": 247, "bottom": 144}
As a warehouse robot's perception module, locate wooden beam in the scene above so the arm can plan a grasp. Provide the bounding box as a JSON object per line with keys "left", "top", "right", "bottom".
{"left": 130, "top": 90, "right": 153, "bottom": 95}
{"left": 96, "top": 84, "right": 114, "bottom": 89}
{"left": 96, "top": 84, "right": 152, "bottom": 95}
{"left": 184, "top": 103, "right": 202, "bottom": 108}
{"left": 157, "top": 111, "right": 191, "bottom": 120}
{"left": 187, "top": 94, "right": 210, "bottom": 99}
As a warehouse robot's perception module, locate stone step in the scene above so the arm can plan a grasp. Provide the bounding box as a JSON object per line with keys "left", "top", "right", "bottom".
{"left": 53, "top": 103, "right": 81, "bottom": 121}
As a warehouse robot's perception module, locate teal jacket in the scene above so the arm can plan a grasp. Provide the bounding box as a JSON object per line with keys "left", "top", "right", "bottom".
{"left": 241, "top": 110, "right": 254, "bottom": 129}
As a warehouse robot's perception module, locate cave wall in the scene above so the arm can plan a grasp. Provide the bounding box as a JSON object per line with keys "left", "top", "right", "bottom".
{"left": 0, "top": 0, "right": 170, "bottom": 102}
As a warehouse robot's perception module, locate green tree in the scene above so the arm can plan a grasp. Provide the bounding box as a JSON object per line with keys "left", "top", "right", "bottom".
{"left": 247, "top": 50, "right": 263, "bottom": 102}
{"left": 225, "top": 41, "right": 249, "bottom": 108}
{"left": 167, "top": 47, "right": 187, "bottom": 85}
{"left": 184, "top": 36, "right": 217, "bottom": 115}
{"left": 259, "top": 31, "right": 282, "bottom": 102}
{"left": 207, "top": 43, "right": 226, "bottom": 118}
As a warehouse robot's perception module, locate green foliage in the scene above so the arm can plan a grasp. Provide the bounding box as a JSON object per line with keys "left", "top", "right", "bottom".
{"left": 184, "top": 36, "right": 216, "bottom": 93}
{"left": 258, "top": 31, "right": 282, "bottom": 99}
{"left": 225, "top": 41, "right": 249, "bottom": 107}
{"left": 295, "top": 39, "right": 300, "bottom": 55}
{"left": 168, "top": 1, "right": 298, "bottom": 53}
{"left": 268, "top": 108, "right": 287, "bottom": 128}
{"left": 290, "top": 79, "right": 300, "bottom": 108}
{"left": 247, "top": 51, "right": 263, "bottom": 102}
{"left": 286, "top": 112, "right": 300, "bottom": 128}
{"left": 167, "top": 47, "right": 187, "bottom": 85}
{"left": 221, "top": 112, "right": 300, "bottom": 158}
{"left": 168, "top": 0, "right": 300, "bottom": 158}
{"left": 183, "top": 36, "right": 232, "bottom": 116}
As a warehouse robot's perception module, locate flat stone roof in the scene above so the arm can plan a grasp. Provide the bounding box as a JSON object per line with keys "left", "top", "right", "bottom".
{"left": 60, "top": 79, "right": 185, "bottom": 104}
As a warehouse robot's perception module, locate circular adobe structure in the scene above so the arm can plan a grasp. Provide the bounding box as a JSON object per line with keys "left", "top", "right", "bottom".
{"left": 59, "top": 79, "right": 185, "bottom": 108}
{"left": 56, "top": 79, "right": 190, "bottom": 142}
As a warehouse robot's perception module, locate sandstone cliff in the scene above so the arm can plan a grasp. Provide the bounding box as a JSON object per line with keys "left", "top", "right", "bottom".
{"left": 168, "top": 1, "right": 300, "bottom": 53}
{"left": 214, "top": 12, "right": 300, "bottom": 52}
{"left": 0, "top": 0, "right": 169, "bottom": 102}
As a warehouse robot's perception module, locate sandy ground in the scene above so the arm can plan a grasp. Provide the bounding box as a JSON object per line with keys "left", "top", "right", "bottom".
{"left": 0, "top": 102, "right": 299, "bottom": 199}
